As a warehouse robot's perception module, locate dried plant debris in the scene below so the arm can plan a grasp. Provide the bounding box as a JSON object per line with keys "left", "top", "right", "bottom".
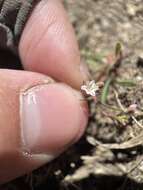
{"left": 64, "top": 153, "right": 143, "bottom": 184}
{"left": 64, "top": 49, "right": 143, "bottom": 185}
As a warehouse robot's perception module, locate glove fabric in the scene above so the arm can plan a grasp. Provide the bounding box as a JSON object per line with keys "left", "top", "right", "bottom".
{"left": 0, "top": 0, "right": 39, "bottom": 53}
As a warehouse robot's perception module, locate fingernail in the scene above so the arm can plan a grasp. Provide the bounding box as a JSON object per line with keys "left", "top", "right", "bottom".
{"left": 80, "top": 62, "right": 91, "bottom": 81}
{"left": 20, "top": 83, "right": 88, "bottom": 160}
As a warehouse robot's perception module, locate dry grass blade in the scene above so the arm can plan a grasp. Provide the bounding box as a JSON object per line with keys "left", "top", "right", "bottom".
{"left": 87, "top": 132, "right": 143, "bottom": 150}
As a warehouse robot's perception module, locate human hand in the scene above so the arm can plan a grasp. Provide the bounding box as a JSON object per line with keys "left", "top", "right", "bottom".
{"left": 0, "top": 0, "right": 89, "bottom": 184}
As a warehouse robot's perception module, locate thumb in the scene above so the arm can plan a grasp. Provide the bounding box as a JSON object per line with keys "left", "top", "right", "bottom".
{"left": 0, "top": 70, "right": 88, "bottom": 184}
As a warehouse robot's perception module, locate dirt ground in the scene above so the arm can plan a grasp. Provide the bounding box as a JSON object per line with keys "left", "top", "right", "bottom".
{"left": 2, "top": 0, "right": 143, "bottom": 190}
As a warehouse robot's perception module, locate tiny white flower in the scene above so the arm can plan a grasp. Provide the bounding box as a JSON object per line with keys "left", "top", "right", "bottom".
{"left": 81, "top": 80, "right": 99, "bottom": 96}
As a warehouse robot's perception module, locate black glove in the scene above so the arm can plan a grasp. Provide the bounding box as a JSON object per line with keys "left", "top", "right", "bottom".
{"left": 0, "top": 0, "right": 39, "bottom": 53}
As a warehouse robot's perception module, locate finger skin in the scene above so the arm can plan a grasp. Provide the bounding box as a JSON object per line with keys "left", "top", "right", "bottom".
{"left": 0, "top": 69, "right": 88, "bottom": 184}
{"left": 19, "top": 0, "right": 89, "bottom": 89}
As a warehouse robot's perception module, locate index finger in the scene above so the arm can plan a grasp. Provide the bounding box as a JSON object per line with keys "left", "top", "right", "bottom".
{"left": 19, "top": 0, "right": 89, "bottom": 89}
